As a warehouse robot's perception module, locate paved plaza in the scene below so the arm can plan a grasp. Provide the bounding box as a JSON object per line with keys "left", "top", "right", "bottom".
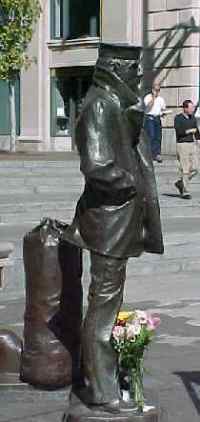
{"left": 0, "top": 153, "right": 200, "bottom": 421}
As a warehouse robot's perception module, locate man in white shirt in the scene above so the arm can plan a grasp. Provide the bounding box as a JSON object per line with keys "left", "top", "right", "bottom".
{"left": 144, "top": 83, "right": 166, "bottom": 163}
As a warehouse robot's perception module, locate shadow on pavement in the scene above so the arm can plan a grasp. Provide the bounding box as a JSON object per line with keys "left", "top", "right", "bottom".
{"left": 175, "top": 372, "right": 200, "bottom": 414}
{"left": 162, "top": 193, "right": 182, "bottom": 199}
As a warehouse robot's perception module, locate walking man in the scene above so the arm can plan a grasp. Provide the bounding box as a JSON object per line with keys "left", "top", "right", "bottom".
{"left": 174, "top": 100, "right": 200, "bottom": 199}
{"left": 144, "top": 82, "right": 166, "bottom": 163}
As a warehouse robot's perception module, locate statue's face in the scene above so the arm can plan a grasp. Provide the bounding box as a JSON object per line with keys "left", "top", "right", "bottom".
{"left": 114, "top": 59, "right": 141, "bottom": 91}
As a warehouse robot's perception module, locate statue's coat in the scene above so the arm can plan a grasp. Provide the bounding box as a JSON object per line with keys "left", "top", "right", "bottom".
{"left": 64, "top": 58, "right": 164, "bottom": 258}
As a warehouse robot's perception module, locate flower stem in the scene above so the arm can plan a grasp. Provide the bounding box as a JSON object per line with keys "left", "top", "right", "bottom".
{"left": 130, "top": 358, "right": 144, "bottom": 412}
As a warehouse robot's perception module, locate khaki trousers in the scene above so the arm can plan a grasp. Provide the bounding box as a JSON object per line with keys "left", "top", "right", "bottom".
{"left": 177, "top": 142, "right": 199, "bottom": 190}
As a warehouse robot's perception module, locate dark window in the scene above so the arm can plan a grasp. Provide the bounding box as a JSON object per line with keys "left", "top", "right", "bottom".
{"left": 50, "top": 0, "right": 100, "bottom": 40}
{"left": 51, "top": 67, "right": 93, "bottom": 143}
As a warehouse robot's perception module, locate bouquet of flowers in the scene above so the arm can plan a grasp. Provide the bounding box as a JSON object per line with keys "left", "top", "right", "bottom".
{"left": 112, "top": 310, "right": 160, "bottom": 412}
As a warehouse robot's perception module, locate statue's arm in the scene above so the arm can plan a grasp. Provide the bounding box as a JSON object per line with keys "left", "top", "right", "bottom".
{"left": 137, "top": 130, "right": 158, "bottom": 199}
{"left": 137, "top": 131, "right": 164, "bottom": 254}
{"left": 77, "top": 99, "right": 136, "bottom": 200}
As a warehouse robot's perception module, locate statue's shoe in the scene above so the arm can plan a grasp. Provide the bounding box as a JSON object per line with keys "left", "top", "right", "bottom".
{"left": 72, "top": 386, "right": 138, "bottom": 414}
{"left": 93, "top": 399, "right": 138, "bottom": 414}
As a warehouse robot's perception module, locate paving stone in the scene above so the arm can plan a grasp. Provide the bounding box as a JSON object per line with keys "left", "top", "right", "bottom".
{"left": 0, "top": 154, "right": 199, "bottom": 421}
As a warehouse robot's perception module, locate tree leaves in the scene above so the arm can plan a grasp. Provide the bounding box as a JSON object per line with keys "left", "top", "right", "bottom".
{"left": 0, "top": 0, "right": 41, "bottom": 79}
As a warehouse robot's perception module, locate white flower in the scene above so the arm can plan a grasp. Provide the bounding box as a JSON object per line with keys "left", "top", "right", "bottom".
{"left": 126, "top": 321, "right": 141, "bottom": 338}
{"left": 112, "top": 325, "right": 125, "bottom": 342}
{"left": 135, "top": 310, "right": 148, "bottom": 325}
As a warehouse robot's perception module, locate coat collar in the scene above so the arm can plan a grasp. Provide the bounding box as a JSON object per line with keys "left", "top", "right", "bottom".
{"left": 93, "top": 66, "right": 143, "bottom": 113}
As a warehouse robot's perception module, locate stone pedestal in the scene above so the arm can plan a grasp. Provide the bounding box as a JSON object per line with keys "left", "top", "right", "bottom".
{"left": 63, "top": 395, "right": 159, "bottom": 422}
{"left": 65, "top": 410, "right": 158, "bottom": 422}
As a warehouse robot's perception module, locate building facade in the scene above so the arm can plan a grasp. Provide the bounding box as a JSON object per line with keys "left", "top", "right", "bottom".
{"left": 0, "top": 0, "right": 199, "bottom": 155}
{"left": 144, "top": 0, "right": 200, "bottom": 155}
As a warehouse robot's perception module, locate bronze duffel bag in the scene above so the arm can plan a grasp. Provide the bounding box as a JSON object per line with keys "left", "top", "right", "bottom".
{"left": 20, "top": 218, "right": 83, "bottom": 388}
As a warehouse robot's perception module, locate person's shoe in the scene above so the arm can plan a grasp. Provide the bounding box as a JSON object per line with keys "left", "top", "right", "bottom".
{"left": 175, "top": 179, "right": 184, "bottom": 195}
{"left": 188, "top": 169, "right": 198, "bottom": 180}
{"left": 156, "top": 154, "right": 163, "bottom": 163}
{"left": 182, "top": 190, "right": 192, "bottom": 199}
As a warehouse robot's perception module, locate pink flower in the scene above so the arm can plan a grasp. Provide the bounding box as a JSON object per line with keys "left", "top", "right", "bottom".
{"left": 112, "top": 325, "right": 125, "bottom": 341}
{"left": 147, "top": 315, "right": 160, "bottom": 331}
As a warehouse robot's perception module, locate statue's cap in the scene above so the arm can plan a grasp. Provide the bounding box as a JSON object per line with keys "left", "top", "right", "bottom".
{"left": 99, "top": 43, "right": 141, "bottom": 60}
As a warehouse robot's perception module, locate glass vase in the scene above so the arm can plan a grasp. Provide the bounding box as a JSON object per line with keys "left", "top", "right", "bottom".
{"left": 129, "top": 358, "right": 144, "bottom": 413}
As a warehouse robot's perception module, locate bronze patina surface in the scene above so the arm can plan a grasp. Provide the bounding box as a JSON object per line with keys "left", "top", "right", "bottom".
{"left": 21, "top": 218, "right": 83, "bottom": 389}
{"left": 63, "top": 42, "right": 164, "bottom": 414}
{"left": 0, "top": 329, "right": 22, "bottom": 385}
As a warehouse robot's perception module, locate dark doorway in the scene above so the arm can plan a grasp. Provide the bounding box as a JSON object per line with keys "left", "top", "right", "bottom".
{"left": 51, "top": 66, "right": 93, "bottom": 149}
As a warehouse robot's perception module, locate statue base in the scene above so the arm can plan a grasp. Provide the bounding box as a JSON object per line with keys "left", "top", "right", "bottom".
{"left": 62, "top": 395, "right": 159, "bottom": 422}
{"left": 65, "top": 410, "right": 158, "bottom": 422}
{"left": 0, "top": 373, "right": 28, "bottom": 389}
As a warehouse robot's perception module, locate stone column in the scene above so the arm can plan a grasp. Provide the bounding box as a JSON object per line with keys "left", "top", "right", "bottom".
{"left": 41, "top": 0, "right": 51, "bottom": 151}
{"left": 101, "top": 0, "right": 143, "bottom": 44}
{"left": 19, "top": 23, "right": 41, "bottom": 144}
{"left": 127, "top": 0, "right": 143, "bottom": 45}
{"left": 18, "top": 0, "right": 49, "bottom": 151}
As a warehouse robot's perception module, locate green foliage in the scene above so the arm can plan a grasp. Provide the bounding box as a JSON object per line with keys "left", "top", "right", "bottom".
{"left": 112, "top": 327, "right": 154, "bottom": 369}
{"left": 0, "top": 0, "right": 41, "bottom": 79}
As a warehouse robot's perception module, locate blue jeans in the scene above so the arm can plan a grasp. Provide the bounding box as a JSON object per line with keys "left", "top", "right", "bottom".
{"left": 144, "top": 115, "right": 162, "bottom": 159}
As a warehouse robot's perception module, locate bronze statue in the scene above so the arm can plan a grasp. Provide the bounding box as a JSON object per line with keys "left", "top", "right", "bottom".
{"left": 63, "top": 43, "right": 164, "bottom": 414}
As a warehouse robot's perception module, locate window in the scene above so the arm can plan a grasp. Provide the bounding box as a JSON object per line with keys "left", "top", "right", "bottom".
{"left": 0, "top": 79, "right": 20, "bottom": 136}
{"left": 50, "top": 0, "right": 100, "bottom": 40}
{"left": 51, "top": 67, "right": 93, "bottom": 140}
